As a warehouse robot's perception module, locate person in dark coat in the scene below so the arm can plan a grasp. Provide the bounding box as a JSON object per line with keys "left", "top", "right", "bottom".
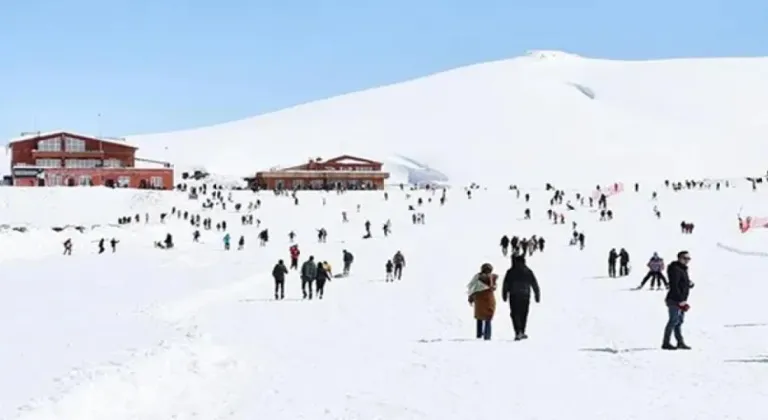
{"left": 608, "top": 248, "right": 618, "bottom": 278}
{"left": 316, "top": 261, "right": 331, "bottom": 299}
{"left": 342, "top": 250, "right": 354, "bottom": 276}
{"left": 502, "top": 254, "right": 541, "bottom": 340}
{"left": 272, "top": 260, "right": 288, "bottom": 300}
{"left": 662, "top": 251, "right": 693, "bottom": 350}
{"left": 300, "top": 256, "right": 318, "bottom": 300}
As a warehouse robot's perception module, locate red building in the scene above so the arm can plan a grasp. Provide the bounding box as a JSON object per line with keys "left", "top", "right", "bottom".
{"left": 252, "top": 155, "right": 390, "bottom": 190}
{"left": 7, "top": 131, "right": 174, "bottom": 189}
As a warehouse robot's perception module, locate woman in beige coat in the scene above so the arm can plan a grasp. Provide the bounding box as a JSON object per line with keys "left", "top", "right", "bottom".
{"left": 467, "top": 263, "right": 498, "bottom": 340}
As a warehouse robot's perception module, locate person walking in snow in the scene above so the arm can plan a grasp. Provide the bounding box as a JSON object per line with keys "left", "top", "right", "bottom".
{"left": 502, "top": 254, "right": 541, "bottom": 340}
{"left": 272, "top": 260, "right": 288, "bottom": 300}
{"left": 467, "top": 263, "right": 498, "bottom": 340}
{"left": 110, "top": 238, "right": 119, "bottom": 253}
{"left": 301, "top": 256, "right": 318, "bottom": 300}
{"left": 97, "top": 238, "right": 105, "bottom": 254}
{"left": 342, "top": 250, "right": 354, "bottom": 276}
{"left": 63, "top": 239, "right": 72, "bottom": 256}
{"left": 500, "top": 235, "right": 510, "bottom": 256}
{"left": 393, "top": 251, "right": 406, "bottom": 280}
{"left": 223, "top": 233, "right": 231, "bottom": 250}
{"left": 662, "top": 251, "right": 693, "bottom": 350}
{"left": 238, "top": 235, "right": 245, "bottom": 250}
{"left": 385, "top": 260, "right": 394, "bottom": 282}
{"left": 289, "top": 244, "right": 300, "bottom": 270}
{"left": 315, "top": 261, "right": 331, "bottom": 299}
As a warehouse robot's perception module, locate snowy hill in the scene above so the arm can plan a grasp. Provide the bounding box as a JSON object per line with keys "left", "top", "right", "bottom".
{"left": 126, "top": 50, "right": 768, "bottom": 187}
{"left": 2, "top": 182, "right": 768, "bottom": 419}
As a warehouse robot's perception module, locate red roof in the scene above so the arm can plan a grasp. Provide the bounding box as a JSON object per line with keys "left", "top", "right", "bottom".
{"left": 8, "top": 131, "right": 138, "bottom": 149}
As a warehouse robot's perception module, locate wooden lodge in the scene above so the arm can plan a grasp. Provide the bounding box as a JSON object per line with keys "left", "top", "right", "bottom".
{"left": 250, "top": 155, "right": 390, "bottom": 190}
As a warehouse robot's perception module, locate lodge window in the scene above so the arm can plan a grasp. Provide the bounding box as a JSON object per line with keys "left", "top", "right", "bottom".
{"left": 64, "top": 136, "right": 86, "bottom": 152}
{"left": 150, "top": 176, "right": 163, "bottom": 188}
{"left": 47, "top": 174, "right": 63, "bottom": 186}
{"left": 35, "top": 159, "right": 61, "bottom": 168}
{"left": 103, "top": 159, "right": 122, "bottom": 168}
{"left": 37, "top": 138, "right": 61, "bottom": 152}
{"left": 65, "top": 159, "right": 100, "bottom": 168}
{"left": 118, "top": 176, "right": 130, "bottom": 187}
{"left": 78, "top": 175, "right": 92, "bottom": 186}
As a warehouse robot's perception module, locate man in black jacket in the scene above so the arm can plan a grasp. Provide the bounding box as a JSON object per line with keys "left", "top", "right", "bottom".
{"left": 272, "top": 260, "right": 288, "bottom": 300}
{"left": 502, "top": 255, "right": 541, "bottom": 340}
{"left": 662, "top": 251, "right": 694, "bottom": 350}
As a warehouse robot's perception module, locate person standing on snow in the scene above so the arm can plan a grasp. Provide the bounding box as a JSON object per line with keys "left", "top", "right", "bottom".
{"left": 342, "top": 250, "right": 354, "bottom": 276}
{"left": 502, "top": 254, "right": 541, "bottom": 340}
{"left": 301, "top": 256, "right": 318, "bottom": 300}
{"left": 662, "top": 251, "right": 693, "bottom": 350}
{"left": 500, "top": 235, "right": 510, "bottom": 256}
{"left": 385, "top": 260, "right": 394, "bottom": 282}
{"left": 393, "top": 251, "right": 406, "bottom": 280}
{"left": 618, "top": 248, "right": 630, "bottom": 276}
{"left": 315, "top": 261, "right": 331, "bottom": 299}
{"left": 289, "top": 244, "right": 300, "bottom": 270}
{"left": 223, "top": 233, "right": 231, "bottom": 250}
{"left": 467, "top": 263, "right": 498, "bottom": 340}
{"left": 272, "top": 260, "right": 288, "bottom": 300}
{"left": 608, "top": 248, "right": 618, "bottom": 278}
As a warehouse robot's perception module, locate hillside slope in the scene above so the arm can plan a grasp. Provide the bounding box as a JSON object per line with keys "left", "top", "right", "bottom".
{"left": 127, "top": 51, "right": 768, "bottom": 187}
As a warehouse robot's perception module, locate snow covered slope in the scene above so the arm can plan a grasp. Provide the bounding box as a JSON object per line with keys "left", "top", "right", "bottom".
{"left": 2, "top": 181, "right": 768, "bottom": 419}
{"left": 126, "top": 50, "right": 768, "bottom": 187}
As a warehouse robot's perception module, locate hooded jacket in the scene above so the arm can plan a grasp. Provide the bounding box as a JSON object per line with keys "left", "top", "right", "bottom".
{"left": 502, "top": 255, "right": 541, "bottom": 301}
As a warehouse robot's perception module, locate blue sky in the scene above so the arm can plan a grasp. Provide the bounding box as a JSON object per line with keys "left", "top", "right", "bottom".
{"left": 1, "top": 0, "right": 766, "bottom": 142}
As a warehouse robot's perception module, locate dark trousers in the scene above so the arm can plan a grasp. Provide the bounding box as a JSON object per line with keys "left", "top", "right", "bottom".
{"left": 619, "top": 263, "right": 629, "bottom": 276}
{"left": 316, "top": 279, "right": 326, "bottom": 298}
{"left": 509, "top": 295, "right": 530, "bottom": 336}
{"left": 290, "top": 258, "right": 298, "bottom": 270}
{"left": 608, "top": 263, "right": 616, "bottom": 278}
{"left": 394, "top": 264, "right": 403, "bottom": 280}
{"left": 663, "top": 301, "right": 685, "bottom": 345}
{"left": 343, "top": 262, "right": 351, "bottom": 275}
{"left": 476, "top": 319, "right": 492, "bottom": 340}
{"left": 639, "top": 271, "right": 668, "bottom": 288}
{"left": 274, "top": 279, "right": 284, "bottom": 299}
{"left": 301, "top": 277, "right": 313, "bottom": 299}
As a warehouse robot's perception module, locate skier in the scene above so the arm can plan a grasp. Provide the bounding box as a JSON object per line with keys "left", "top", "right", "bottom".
{"left": 502, "top": 254, "right": 541, "bottom": 340}
{"left": 97, "top": 238, "right": 105, "bottom": 254}
{"left": 63, "top": 239, "right": 72, "bottom": 255}
{"left": 385, "top": 260, "right": 394, "bottom": 282}
{"left": 636, "top": 252, "right": 667, "bottom": 290}
{"left": 272, "top": 259, "right": 288, "bottom": 300}
{"left": 237, "top": 235, "right": 245, "bottom": 250}
{"left": 223, "top": 233, "right": 231, "bottom": 250}
{"left": 110, "top": 238, "right": 119, "bottom": 253}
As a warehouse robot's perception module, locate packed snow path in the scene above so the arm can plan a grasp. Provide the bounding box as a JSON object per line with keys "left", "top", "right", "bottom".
{"left": 1, "top": 186, "right": 767, "bottom": 419}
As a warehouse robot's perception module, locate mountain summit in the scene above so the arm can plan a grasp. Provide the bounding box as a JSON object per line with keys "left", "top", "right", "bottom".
{"left": 127, "top": 52, "right": 768, "bottom": 186}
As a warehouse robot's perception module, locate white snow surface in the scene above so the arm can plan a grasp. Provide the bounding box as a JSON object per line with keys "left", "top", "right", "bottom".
{"left": 1, "top": 182, "right": 768, "bottom": 419}
{"left": 124, "top": 51, "right": 768, "bottom": 187}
